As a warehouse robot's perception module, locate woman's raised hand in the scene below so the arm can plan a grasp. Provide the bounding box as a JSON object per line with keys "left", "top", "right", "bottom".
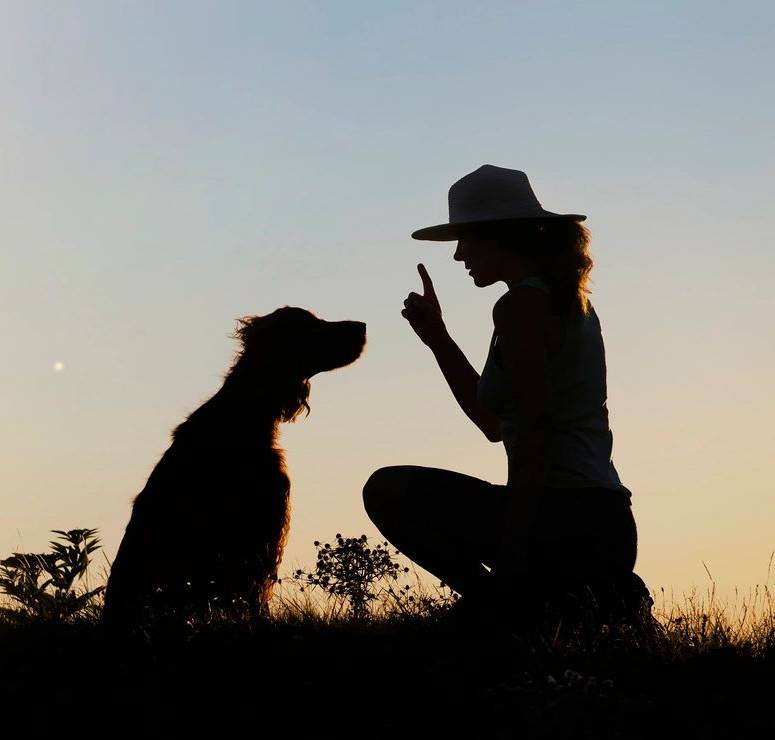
{"left": 401, "top": 264, "right": 448, "bottom": 348}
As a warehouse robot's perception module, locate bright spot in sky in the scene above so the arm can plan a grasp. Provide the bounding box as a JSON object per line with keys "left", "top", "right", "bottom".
{"left": 53, "top": 361, "right": 65, "bottom": 372}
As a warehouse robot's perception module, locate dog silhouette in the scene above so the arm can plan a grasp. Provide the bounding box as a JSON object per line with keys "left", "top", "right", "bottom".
{"left": 102, "top": 307, "right": 366, "bottom": 629}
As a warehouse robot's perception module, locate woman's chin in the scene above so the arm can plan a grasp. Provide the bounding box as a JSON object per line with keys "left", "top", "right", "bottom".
{"left": 470, "top": 272, "right": 495, "bottom": 288}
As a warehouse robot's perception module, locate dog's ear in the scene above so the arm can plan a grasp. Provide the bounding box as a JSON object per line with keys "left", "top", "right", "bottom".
{"left": 279, "top": 379, "right": 311, "bottom": 422}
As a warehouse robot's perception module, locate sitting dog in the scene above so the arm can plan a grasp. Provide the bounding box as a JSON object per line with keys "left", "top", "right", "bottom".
{"left": 102, "top": 307, "right": 366, "bottom": 628}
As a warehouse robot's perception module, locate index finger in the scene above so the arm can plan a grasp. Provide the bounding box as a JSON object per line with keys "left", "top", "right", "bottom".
{"left": 417, "top": 263, "right": 437, "bottom": 298}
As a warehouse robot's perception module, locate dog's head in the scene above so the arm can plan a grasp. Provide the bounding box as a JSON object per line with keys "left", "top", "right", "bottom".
{"left": 232, "top": 307, "right": 367, "bottom": 421}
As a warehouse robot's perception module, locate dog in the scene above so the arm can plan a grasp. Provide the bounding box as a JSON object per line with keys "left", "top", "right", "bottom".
{"left": 102, "top": 307, "right": 366, "bottom": 629}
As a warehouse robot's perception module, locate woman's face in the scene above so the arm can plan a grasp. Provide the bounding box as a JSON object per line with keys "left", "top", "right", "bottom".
{"left": 454, "top": 236, "right": 529, "bottom": 288}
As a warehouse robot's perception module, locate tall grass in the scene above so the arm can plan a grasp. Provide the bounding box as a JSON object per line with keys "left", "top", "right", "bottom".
{"left": 650, "top": 582, "right": 775, "bottom": 659}
{"left": 1, "top": 532, "right": 773, "bottom": 734}
{"left": 1, "top": 529, "right": 773, "bottom": 659}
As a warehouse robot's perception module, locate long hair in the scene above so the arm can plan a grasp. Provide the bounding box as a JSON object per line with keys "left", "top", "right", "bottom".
{"left": 479, "top": 219, "right": 593, "bottom": 315}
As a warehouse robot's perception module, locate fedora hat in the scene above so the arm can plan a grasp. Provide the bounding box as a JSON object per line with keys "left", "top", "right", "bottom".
{"left": 411, "top": 164, "right": 586, "bottom": 241}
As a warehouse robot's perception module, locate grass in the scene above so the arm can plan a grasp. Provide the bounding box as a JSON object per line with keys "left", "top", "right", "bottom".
{"left": 2, "top": 581, "right": 775, "bottom": 736}
{"left": 2, "top": 534, "right": 774, "bottom": 736}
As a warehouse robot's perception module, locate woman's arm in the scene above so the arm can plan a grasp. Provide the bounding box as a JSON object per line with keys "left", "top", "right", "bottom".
{"left": 491, "top": 286, "right": 552, "bottom": 573}
{"left": 427, "top": 329, "right": 503, "bottom": 443}
{"left": 401, "top": 264, "right": 502, "bottom": 443}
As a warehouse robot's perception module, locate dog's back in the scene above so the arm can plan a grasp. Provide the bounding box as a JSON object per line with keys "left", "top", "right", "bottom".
{"left": 102, "top": 405, "right": 291, "bottom": 628}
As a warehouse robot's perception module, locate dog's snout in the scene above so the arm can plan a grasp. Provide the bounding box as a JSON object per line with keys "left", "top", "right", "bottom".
{"left": 345, "top": 320, "right": 367, "bottom": 356}
{"left": 339, "top": 320, "right": 366, "bottom": 345}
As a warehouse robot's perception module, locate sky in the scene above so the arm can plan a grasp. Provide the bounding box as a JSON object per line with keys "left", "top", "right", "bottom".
{"left": 1, "top": 1, "right": 773, "bottom": 600}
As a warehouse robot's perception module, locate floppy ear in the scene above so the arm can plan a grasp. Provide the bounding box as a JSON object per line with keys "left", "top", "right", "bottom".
{"left": 279, "top": 379, "right": 311, "bottom": 422}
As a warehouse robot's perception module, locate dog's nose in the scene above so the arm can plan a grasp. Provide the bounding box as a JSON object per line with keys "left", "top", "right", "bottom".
{"left": 347, "top": 321, "right": 366, "bottom": 340}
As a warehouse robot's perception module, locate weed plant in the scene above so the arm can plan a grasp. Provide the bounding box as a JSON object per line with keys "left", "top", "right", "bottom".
{"left": 0, "top": 528, "right": 103, "bottom": 622}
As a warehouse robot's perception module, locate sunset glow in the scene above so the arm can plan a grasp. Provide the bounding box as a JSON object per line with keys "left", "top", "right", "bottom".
{"left": 1, "top": 2, "right": 773, "bottom": 603}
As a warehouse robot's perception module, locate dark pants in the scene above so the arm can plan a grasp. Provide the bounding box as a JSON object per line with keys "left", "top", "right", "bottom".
{"left": 363, "top": 465, "right": 642, "bottom": 621}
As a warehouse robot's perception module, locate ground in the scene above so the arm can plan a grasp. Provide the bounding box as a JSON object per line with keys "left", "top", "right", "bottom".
{"left": 2, "top": 612, "right": 773, "bottom": 737}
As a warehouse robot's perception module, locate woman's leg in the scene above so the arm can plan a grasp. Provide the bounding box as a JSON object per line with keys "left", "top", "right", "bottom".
{"left": 362, "top": 465, "right": 504, "bottom": 598}
{"left": 526, "top": 488, "right": 643, "bottom": 622}
{"left": 530, "top": 488, "right": 637, "bottom": 581}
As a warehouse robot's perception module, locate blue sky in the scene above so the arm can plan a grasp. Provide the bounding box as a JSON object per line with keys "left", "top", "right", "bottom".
{"left": 2, "top": 1, "right": 773, "bottom": 596}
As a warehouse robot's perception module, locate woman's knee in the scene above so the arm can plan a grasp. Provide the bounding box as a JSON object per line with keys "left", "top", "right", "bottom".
{"left": 362, "top": 465, "right": 416, "bottom": 524}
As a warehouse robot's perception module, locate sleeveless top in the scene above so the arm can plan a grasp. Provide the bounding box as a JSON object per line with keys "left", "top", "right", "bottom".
{"left": 477, "top": 276, "right": 631, "bottom": 499}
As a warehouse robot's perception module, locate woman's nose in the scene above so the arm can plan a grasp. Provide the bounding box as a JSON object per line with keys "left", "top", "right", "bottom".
{"left": 453, "top": 242, "right": 464, "bottom": 261}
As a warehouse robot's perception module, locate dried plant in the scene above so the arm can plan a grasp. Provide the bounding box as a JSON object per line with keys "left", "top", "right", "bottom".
{"left": 290, "top": 534, "right": 411, "bottom": 619}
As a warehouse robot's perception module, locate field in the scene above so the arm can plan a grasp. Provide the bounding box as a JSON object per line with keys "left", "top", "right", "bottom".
{"left": 2, "top": 532, "right": 774, "bottom": 737}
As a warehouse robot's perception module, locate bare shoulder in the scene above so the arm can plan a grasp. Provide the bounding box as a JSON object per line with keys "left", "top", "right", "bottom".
{"left": 492, "top": 285, "right": 550, "bottom": 332}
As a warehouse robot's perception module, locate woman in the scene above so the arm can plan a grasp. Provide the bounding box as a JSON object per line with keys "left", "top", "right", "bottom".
{"left": 363, "top": 165, "right": 648, "bottom": 627}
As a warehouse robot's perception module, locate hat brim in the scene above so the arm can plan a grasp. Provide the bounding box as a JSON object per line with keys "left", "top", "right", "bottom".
{"left": 411, "top": 213, "right": 587, "bottom": 241}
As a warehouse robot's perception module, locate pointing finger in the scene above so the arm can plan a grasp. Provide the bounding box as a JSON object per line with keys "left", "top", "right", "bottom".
{"left": 417, "top": 263, "right": 437, "bottom": 299}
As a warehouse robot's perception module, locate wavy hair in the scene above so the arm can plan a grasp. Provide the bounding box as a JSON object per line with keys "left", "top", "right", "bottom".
{"left": 477, "top": 219, "right": 594, "bottom": 315}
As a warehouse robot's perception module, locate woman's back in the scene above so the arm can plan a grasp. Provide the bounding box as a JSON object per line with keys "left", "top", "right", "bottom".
{"left": 478, "top": 276, "right": 630, "bottom": 497}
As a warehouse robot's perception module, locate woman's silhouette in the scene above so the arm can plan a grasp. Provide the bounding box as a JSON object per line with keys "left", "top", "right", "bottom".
{"left": 363, "top": 165, "right": 648, "bottom": 628}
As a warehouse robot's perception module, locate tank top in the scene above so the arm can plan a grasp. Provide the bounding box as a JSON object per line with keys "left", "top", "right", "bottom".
{"left": 477, "top": 276, "right": 631, "bottom": 499}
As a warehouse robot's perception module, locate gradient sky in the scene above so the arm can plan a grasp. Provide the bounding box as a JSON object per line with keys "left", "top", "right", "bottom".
{"left": 2, "top": 1, "right": 773, "bottom": 599}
